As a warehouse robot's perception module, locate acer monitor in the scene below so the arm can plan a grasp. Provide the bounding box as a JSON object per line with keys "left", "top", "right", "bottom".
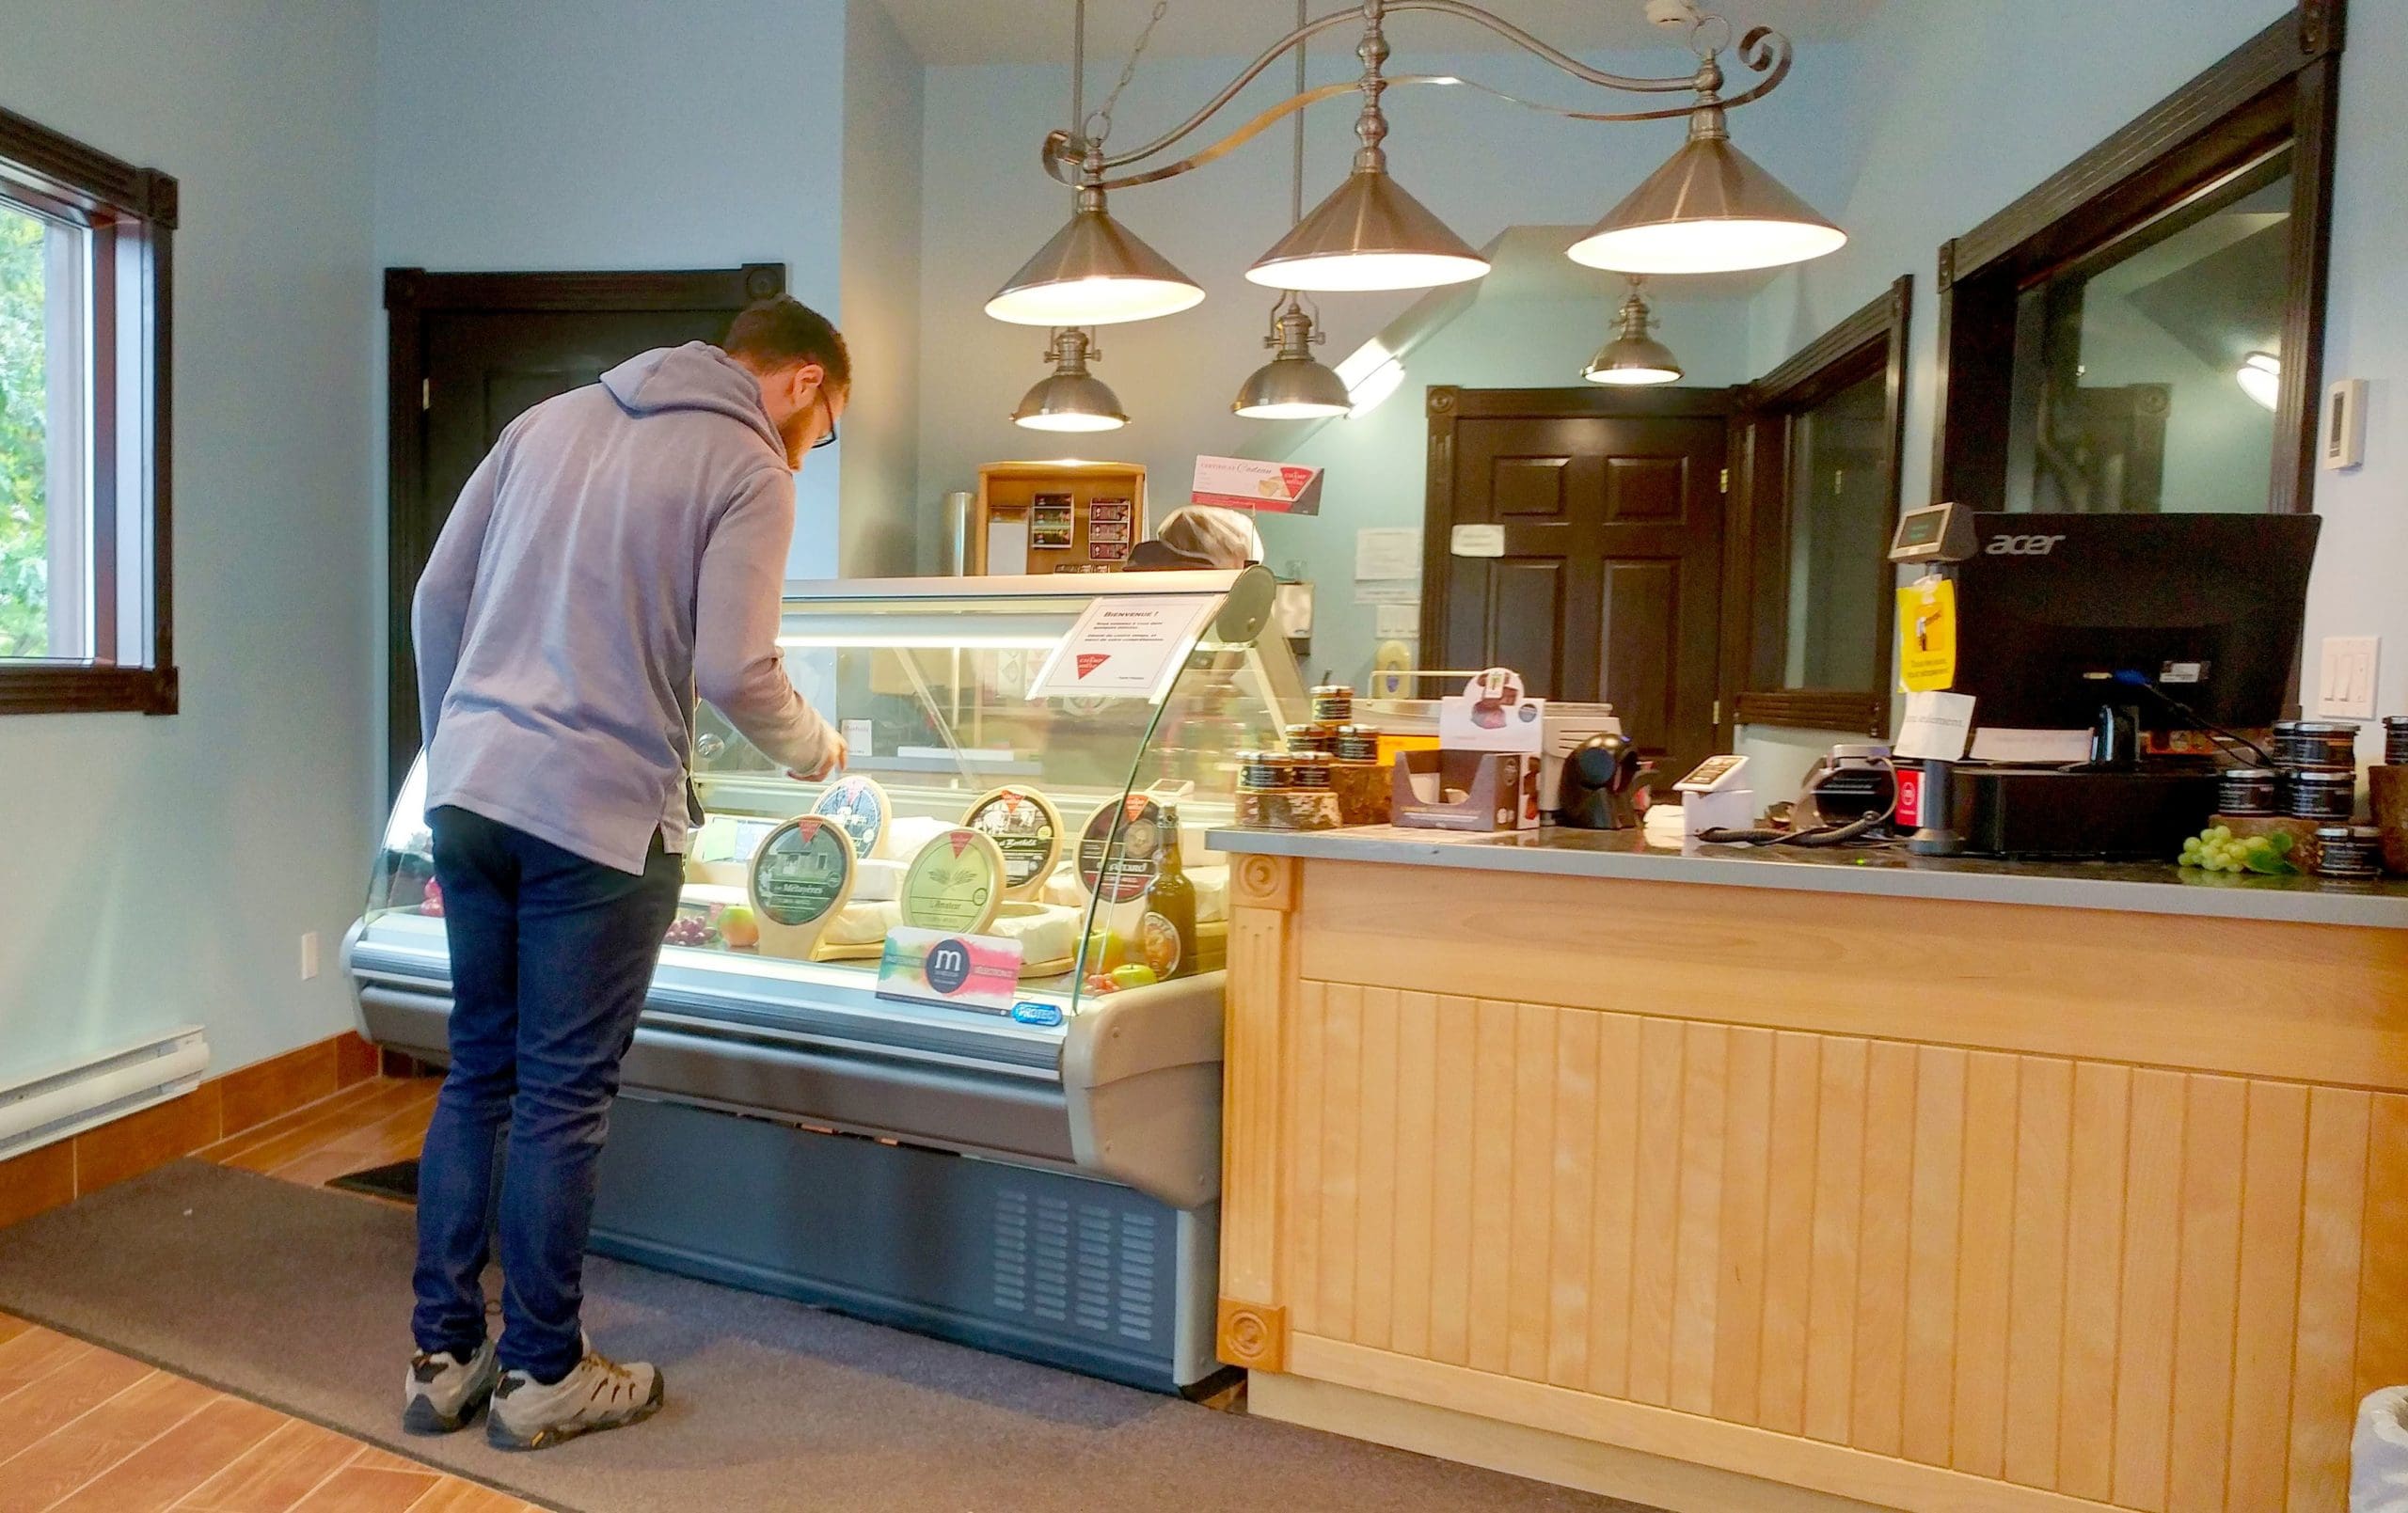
{"left": 1949, "top": 512, "right": 2321, "bottom": 757}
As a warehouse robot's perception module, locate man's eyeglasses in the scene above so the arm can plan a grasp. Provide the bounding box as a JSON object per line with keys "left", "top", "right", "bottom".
{"left": 811, "top": 389, "right": 839, "bottom": 450}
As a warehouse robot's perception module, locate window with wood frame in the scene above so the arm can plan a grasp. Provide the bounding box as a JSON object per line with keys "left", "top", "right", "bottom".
{"left": 0, "top": 104, "right": 177, "bottom": 715}
{"left": 1931, "top": 0, "right": 2340, "bottom": 519}
{"left": 1729, "top": 276, "right": 1910, "bottom": 736}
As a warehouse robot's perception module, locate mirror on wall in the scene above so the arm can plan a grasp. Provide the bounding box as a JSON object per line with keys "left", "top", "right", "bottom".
{"left": 2004, "top": 151, "right": 2292, "bottom": 514}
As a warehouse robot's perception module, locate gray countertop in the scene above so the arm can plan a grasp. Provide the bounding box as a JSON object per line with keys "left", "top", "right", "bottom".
{"left": 1207, "top": 824, "right": 2408, "bottom": 930}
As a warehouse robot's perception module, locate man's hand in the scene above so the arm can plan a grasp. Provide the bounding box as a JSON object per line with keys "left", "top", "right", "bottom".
{"left": 787, "top": 735, "right": 848, "bottom": 783}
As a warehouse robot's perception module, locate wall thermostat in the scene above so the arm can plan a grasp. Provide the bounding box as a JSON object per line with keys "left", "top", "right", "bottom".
{"left": 2324, "top": 378, "right": 2367, "bottom": 470}
{"left": 1888, "top": 501, "right": 1977, "bottom": 564}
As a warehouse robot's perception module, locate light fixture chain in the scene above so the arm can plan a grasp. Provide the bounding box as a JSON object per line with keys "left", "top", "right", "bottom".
{"left": 1086, "top": 0, "right": 1175, "bottom": 148}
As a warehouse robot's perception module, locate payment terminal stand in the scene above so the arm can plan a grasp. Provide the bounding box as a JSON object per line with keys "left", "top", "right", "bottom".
{"left": 1887, "top": 503, "right": 1978, "bottom": 857}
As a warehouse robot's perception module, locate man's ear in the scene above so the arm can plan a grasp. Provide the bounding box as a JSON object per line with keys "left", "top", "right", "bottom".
{"left": 790, "top": 361, "right": 827, "bottom": 406}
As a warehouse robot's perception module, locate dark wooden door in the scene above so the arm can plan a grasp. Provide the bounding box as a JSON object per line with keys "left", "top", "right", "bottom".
{"left": 1422, "top": 386, "right": 1734, "bottom": 787}
{"left": 385, "top": 263, "right": 784, "bottom": 799}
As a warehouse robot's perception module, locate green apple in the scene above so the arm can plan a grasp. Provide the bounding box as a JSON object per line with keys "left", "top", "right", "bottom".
{"left": 1108, "top": 963, "right": 1159, "bottom": 990}
{"left": 718, "top": 904, "right": 760, "bottom": 949}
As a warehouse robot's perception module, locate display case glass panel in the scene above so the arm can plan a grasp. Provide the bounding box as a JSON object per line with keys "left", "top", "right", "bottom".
{"left": 364, "top": 570, "right": 1301, "bottom": 1022}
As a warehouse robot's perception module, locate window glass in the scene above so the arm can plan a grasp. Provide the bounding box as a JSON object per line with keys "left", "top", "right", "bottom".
{"left": 1781, "top": 369, "right": 1889, "bottom": 690}
{"left": 2006, "top": 153, "right": 2290, "bottom": 513}
{"left": 0, "top": 193, "right": 88, "bottom": 660}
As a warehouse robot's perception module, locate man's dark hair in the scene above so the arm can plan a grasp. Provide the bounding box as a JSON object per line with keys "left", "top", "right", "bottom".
{"left": 722, "top": 297, "right": 851, "bottom": 390}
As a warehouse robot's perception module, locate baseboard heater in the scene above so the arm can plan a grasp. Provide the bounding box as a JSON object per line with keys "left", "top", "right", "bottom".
{"left": 0, "top": 1026, "right": 210, "bottom": 1162}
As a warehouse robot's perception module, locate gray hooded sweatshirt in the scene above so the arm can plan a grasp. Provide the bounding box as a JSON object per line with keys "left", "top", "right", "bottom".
{"left": 413, "top": 341, "right": 837, "bottom": 875}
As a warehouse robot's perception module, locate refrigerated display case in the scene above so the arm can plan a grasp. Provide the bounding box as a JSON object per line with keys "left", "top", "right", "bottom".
{"left": 345, "top": 569, "right": 1302, "bottom": 1391}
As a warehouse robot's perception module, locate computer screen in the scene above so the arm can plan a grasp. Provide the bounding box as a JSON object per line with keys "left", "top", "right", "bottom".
{"left": 1949, "top": 512, "right": 2321, "bottom": 737}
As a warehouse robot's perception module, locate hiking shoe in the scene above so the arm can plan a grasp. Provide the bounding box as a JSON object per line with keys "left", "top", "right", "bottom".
{"left": 403, "top": 1340, "right": 499, "bottom": 1435}
{"left": 486, "top": 1339, "right": 665, "bottom": 1451}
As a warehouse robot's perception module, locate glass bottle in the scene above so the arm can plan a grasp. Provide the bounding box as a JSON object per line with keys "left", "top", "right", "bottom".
{"left": 1141, "top": 805, "right": 1199, "bottom": 981}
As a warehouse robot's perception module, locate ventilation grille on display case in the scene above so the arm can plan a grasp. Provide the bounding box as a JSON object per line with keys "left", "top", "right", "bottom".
{"left": 990, "top": 1185, "right": 1163, "bottom": 1344}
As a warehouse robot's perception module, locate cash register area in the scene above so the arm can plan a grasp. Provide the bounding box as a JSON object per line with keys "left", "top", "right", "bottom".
{"left": 9, "top": 4, "right": 2408, "bottom": 1513}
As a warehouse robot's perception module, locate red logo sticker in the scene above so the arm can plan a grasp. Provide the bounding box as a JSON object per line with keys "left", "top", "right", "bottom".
{"left": 1075, "top": 653, "right": 1111, "bottom": 678}
{"left": 949, "top": 831, "right": 974, "bottom": 857}
{"left": 1279, "top": 466, "right": 1313, "bottom": 496}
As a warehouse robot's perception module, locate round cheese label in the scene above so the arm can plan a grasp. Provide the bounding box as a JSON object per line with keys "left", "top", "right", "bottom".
{"left": 1077, "top": 796, "right": 1163, "bottom": 904}
{"left": 964, "top": 787, "right": 1061, "bottom": 891}
{"left": 752, "top": 816, "right": 852, "bottom": 927}
{"left": 811, "top": 775, "right": 889, "bottom": 859}
{"left": 901, "top": 828, "right": 1006, "bottom": 935}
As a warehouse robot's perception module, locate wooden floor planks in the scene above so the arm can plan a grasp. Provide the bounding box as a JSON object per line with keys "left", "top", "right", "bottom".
{"left": 0, "top": 1075, "right": 542, "bottom": 1513}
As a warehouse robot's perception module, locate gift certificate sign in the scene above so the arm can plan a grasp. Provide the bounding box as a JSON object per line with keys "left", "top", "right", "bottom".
{"left": 1029, "top": 594, "right": 1220, "bottom": 702}
{"left": 876, "top": 927, "right": 1023, "bottom": 1016}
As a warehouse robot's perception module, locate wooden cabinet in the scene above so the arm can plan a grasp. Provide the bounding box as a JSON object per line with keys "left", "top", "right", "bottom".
{"left": 971, "top": 461, "right": 1147, "bottom": 575}
{"left": 1218, "top": 851, "right": 2408, "bottom": 1513}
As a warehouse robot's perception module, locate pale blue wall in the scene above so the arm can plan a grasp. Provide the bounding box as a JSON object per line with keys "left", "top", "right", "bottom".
{"left": 0, "top": 0, "right": 381, "bottom": 1083}
{"left": 838, "top": 0, "right": 927, "bottom": 577}
{"left": 372, "top": 0, "right": 854, "bottom": 589}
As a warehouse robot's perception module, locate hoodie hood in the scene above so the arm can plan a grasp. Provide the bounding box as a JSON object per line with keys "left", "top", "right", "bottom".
{"left": 599, "top": 341, "right": 783, "bottom": 456}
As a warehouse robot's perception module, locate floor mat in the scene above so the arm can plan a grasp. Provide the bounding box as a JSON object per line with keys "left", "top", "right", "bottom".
{"left": 0, "top": 1161, "right": 1646, "bottom": 1513}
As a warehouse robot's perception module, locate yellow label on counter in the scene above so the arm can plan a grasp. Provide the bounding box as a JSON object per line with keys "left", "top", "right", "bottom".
{"left": 1896, "top": 577, "right": 1957, "bottom": 692}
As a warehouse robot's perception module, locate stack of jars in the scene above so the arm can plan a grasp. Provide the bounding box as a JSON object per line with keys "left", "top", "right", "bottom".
{"left": 2270, "top": 718, "right": 2360, "bottom": 821}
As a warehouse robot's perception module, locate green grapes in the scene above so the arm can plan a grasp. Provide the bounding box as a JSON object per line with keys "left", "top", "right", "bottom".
{"left": 2177, "top": 825, "right": 2299, "bottom": 875}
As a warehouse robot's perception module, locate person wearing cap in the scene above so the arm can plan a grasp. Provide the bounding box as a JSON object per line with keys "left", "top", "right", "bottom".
{"left": 1125, "top": 504, "right": 1262, "bottom": 571}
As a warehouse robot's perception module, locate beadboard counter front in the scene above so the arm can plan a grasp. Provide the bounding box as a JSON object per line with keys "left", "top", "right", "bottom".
{"left": 1207, "top": 830, "right": 2408, "bottom": 1513}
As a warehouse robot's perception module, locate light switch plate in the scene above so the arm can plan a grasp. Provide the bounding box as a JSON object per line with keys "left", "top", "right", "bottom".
{"left": 2317, "top": 636, "right": 2380, "bottom": 719}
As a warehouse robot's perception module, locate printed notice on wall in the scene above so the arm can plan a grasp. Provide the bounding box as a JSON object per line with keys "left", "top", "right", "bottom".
{"left": 1028, "top": 594, "right": 1222, "bottom": 702}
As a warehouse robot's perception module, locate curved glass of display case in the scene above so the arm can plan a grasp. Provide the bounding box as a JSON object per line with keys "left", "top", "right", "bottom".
{"left": 348, "top": 567, "right": 1302, "bottom": 1209}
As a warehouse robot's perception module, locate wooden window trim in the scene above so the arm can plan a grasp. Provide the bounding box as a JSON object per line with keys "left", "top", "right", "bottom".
{"left": 383, "top": 263, "right": 784, "bottom": 794}
{"left": 0, "top": 105, "right": 177, "bottom": 716}
{"left": 1929, "top": 0, "right": 2343, "bottom": 516}
{"left": 1726, "top": 276, "right": 1912, "bottom": 736}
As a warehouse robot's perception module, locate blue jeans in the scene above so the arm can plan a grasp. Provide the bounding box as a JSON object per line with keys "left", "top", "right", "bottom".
{"left": 411, "top": 805, "right": 683, "bottom": 1381}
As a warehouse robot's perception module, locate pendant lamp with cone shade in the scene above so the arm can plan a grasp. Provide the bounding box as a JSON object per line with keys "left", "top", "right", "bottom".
{"left": 1245, "top": 20, "right": 1487, "bottom": 294}
{"left": 1567, "top": 59, "right": 1845, "bottom": 276}
{"left": 1583, "top": 278, "right": 1684, "bottom": 386}
{"left": 1011, "top": 328, "right": 1128, "bottom": 433}
{"left": 987, "top": 181, "right": 1206, "bottom": 326}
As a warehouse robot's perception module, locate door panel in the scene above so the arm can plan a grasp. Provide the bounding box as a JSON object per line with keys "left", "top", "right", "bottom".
{"left": 1427, "top": 392, "right": 1731, "bottom": 789}
{"left": 386, "top": 266, "right": 783, "bottom": 798}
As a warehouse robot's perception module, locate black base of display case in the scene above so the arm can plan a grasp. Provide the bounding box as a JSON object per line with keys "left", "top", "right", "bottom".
{"left": 590, "top": 1094, "right": 1220, "bottom": 1394}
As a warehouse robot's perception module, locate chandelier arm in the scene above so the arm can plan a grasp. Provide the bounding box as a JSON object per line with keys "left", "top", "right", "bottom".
{"left": 1044, "top": 8, "right": 1367, "bottom": 182}
{"left": 1077, "top": 80, "right": 1363, "bottom": 192}
{"left": 1386, "top": 0, "right": 1724, "bottom": 93}
{"left": 1040, "top": 8, "right": 1792, "bottom": 191}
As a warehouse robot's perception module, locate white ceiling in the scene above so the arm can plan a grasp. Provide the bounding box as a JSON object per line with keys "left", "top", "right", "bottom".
{"left": 881, "top": 0, "right": 1885, "bottom": 69}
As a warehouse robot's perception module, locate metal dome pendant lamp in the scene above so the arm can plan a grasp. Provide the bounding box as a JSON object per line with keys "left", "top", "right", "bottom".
{"left": 1235, "top": 0, "right": 1354, "bottom": 419}
{"left": 1583, "top": 277, "right": 1684, "bottom": 386}
{"left": 1012, "top": 328, "right": 1130, "bottom": 433}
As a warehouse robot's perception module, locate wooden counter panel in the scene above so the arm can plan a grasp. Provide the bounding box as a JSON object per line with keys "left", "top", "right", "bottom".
{"left": 1293, "top": 859, "right": 2408, "bottom": 1091}
{"left": 1258, "top": 979, "right": 2407, "bottom": 1512}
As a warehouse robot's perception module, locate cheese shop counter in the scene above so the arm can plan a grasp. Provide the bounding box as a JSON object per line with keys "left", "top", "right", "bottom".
{"left": 1205, "top": 822, "right": 2408, "bottom": 1512}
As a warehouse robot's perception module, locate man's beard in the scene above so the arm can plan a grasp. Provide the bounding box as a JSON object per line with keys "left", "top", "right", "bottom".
{"left": 776, "top": 408, "right": 812, "bottom": 469}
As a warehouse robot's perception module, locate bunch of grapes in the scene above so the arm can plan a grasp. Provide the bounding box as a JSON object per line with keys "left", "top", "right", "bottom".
{"left": 2178, "top": 826, "right": 2298, "bottom": 875}
{"left": 662, "top": 915, "right": 716, "bottom": 948}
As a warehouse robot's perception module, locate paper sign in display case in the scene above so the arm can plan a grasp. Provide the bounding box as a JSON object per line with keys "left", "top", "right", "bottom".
{"left": 345, "top": 569, "right": 1303, "bottom": 1392}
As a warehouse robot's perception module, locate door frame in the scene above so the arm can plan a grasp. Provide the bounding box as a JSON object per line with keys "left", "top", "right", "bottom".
{"left": 1420, "top": 383, "right": 1742, "bottom": 750}
{"left": 383, "top": 262, "right": 786, "bottom": 796}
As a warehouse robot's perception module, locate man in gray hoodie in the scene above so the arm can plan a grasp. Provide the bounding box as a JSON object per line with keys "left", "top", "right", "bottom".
{"left": 401, "top": 298, "right": 847, "bottom": 1451}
